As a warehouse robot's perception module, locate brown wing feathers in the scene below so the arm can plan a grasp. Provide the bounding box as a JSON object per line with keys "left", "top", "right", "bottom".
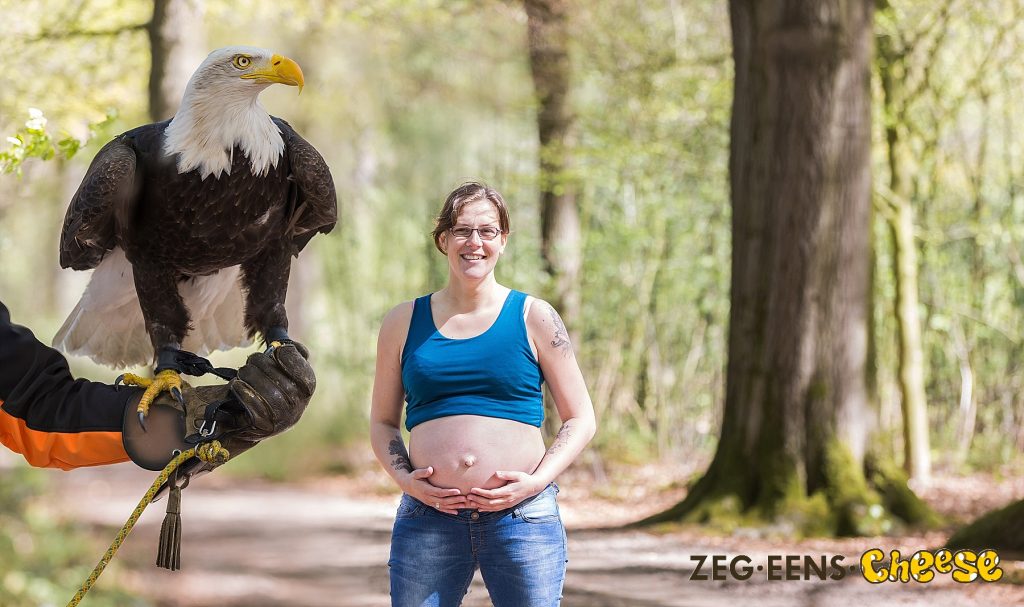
{"left": 59, "top": 139, "right": 137, "bottom": 270}
{"left": 273, "top": 118, "right": 338, "bottom": 251}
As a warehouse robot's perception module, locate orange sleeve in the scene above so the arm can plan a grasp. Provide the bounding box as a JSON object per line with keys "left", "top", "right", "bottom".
{"left": 0, "top": 404, "right": 129, "bottom": 470}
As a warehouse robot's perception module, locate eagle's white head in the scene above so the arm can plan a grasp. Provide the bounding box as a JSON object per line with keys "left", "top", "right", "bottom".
{"left": 163, "top": 46, "right": 305, "bottom": 180}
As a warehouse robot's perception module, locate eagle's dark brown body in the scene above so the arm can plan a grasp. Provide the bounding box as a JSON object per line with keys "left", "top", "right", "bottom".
{"left": 58, "top": 116, "right": 336, "bottom": 359}
{"left": 125, "top": 120, "right": 292, "bottom": 273}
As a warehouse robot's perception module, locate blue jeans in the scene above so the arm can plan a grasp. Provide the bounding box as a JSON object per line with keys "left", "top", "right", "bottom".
{"left": 388, "top": 483, "right": 567, "bottom": 607}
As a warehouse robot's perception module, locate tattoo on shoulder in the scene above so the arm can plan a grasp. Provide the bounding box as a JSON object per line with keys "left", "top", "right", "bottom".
{"left": 544, "top": 303, "right": 572, "bottom": 357}
{"left": 388, "top": 436, "right": 413, "bottom": 473}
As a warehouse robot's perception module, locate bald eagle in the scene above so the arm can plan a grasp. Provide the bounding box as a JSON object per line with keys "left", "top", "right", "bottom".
{"left": 53, "top": 47, "right": 337, "bottom": 423}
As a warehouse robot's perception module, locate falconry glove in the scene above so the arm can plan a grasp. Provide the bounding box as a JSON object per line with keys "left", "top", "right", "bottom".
{"left": 122, "top": 342, "right": 316, "bottom": 473}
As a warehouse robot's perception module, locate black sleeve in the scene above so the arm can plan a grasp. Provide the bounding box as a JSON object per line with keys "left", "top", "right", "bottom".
{"left": 0, "top": 300, "right": 139, "bottom": 468}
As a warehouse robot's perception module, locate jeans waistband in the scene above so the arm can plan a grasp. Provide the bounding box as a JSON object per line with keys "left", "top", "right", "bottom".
{"left": 406, "top": 482, "right": 558, "bottom": 521}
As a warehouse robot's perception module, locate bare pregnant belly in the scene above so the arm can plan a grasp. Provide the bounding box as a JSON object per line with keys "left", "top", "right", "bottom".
{"left": 409, "top": 415, "right": 546, "bottom": 495}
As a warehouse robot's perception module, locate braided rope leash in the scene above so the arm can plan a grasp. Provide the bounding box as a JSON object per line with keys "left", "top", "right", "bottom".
{"left": 66, "top": 441, "right": 230, "bottom": 607}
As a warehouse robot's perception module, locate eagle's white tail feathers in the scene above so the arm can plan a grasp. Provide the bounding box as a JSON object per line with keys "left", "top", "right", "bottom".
{"left": 180, "top": 269, "right": 252, "bottom": 356}
{"left": 52, "top": 248, "right": 250, "bottom": 368}
{"left": 53, "top": 249, "right": 150, "bottom": 368}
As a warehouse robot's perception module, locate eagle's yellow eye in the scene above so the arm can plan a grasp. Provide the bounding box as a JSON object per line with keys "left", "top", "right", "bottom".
{"left": 232, "top": 55, "right": 252, "bottom": 69}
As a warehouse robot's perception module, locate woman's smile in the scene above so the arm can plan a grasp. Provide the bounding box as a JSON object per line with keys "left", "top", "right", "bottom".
{"left": 444, "top": 199, "right": 505, "bottom": 279}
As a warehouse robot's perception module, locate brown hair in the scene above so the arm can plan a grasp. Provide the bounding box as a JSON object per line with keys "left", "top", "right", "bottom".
{"left": 432, "top": 182, "right": 510, "bottom": 254}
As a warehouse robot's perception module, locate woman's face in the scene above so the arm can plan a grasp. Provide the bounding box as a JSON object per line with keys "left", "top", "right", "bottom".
{"left": 442, "top": 199, "right": 507, "bottom": 282}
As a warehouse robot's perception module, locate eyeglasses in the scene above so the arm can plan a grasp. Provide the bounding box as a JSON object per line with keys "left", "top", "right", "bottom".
{"left": 450, "top": 226, "right": 502, "bottom": 240}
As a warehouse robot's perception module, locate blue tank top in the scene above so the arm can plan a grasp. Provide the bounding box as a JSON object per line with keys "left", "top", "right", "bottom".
{"left": 401, "top": 290, "right": 545, "bottom": 431}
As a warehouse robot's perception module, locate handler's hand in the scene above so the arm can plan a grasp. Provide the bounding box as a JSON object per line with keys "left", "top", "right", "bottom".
{"left": 467, "top": 471, "right": 545, "bottom": 511}
{"left": 229, "top": 341, "right": 316, "bottom": 443}
{"left": 401, "top": 466, "right": 467, "bottom": 515}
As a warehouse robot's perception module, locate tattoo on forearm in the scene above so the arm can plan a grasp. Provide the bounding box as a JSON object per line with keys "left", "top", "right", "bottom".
{"left": 545, "top": 304, "right": 572, "bottom": 357}
{"left": 547, "top": 422, "right": 573, "bottom": 455}
{"left": 388, "top": 436, "right": 413, "bottom": 472}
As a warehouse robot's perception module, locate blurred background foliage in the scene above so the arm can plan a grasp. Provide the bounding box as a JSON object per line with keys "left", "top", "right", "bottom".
{"left": 0, "top": 469, "right": 142, "bottom": 606}
{"left": 1, "top": 0, "right": 1023, "bottom": 593}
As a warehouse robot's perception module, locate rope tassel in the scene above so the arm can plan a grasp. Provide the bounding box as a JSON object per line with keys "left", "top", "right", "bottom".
{"left": 156, "top": 483, "right": 183, "bottom": 570}
{"left": 67, "top": 440, "right": 229, "bottom": 606}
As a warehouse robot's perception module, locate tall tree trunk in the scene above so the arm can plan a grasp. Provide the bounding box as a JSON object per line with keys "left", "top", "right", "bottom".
{"left": 524, "top": 0, "right": 581, "bottom": 331}
{"left": 958, "top": 90, "right": 991, "bottom": 459}
{"left": 876, "top": 35, "right": 932, "bottom": 481}
{"left": 888, "top": 195, "right": 931, "bottom": 482}
{"left": 148, "top": 0, "right": 206, "bottom": 122}
{"left": 642, "top": 0, "right": 902, "bottom": 534}
{"left": 525, "top": 0, "right": 580, "bottom": 438}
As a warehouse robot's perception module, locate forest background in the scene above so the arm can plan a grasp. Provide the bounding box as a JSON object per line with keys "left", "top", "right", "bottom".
{"left": 1, "top": 0, "right": 1024, "bottom": 604}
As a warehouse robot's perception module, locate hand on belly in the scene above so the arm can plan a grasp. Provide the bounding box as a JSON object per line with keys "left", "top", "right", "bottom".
{"left": 409, "top": 415, "right": 546, "bottom": 497}
{"left": 466, "top": 469, "right": 549, "bottom": 512}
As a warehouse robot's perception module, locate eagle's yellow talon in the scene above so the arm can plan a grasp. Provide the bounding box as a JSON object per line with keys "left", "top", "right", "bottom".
{"left": 119, "top": 369, "right": 183, "bottom": 425}
{"left": 118, "top": 372, "right": 153, "bottom": 388}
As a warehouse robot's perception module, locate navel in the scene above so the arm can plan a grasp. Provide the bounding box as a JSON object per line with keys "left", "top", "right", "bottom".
{"left": 462, "top": 454, "right": 477, "bottom": 468}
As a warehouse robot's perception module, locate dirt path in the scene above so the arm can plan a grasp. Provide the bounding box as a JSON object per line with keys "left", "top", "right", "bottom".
{"left": 52, "top": 464, "right": 1024, "bottom": 607}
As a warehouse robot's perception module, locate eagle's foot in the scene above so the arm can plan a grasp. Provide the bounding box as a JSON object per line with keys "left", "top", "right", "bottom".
{"left": 264, "top": 326, "right": 291, "bottom": 352}
{"left": 116, "top": 369, "right": 184, "bottom": 431}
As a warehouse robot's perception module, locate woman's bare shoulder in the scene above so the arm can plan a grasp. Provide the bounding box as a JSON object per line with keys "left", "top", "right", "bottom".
{"left": 383, "top": 300, "right": 415, "bottom": 323}
{"left": 524, "top": 297, "right": 572, "bottom": 353}
{"left": 378, "top": 300, "right": 416, "bottom": 344}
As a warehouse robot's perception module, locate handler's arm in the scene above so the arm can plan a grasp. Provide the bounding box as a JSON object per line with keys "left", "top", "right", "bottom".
{"left": 0, "top": 301, "right": 136, "bottom": 469}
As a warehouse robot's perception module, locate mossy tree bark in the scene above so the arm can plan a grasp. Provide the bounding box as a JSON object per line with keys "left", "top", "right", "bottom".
{"left": 948, "top": 499, "right": 1024, "bottom": 554}
{"left": 639, "top": 0, "right": 932, "bottom": 535}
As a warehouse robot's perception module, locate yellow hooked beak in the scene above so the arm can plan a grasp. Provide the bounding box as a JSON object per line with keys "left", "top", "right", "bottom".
{"left": 241, "top": 54, "right": 304, "bottom": 92}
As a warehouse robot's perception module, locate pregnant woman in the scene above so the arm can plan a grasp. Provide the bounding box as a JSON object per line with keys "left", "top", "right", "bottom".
{"left": 370, "top": 182, "right": 596, "bottom": 607}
